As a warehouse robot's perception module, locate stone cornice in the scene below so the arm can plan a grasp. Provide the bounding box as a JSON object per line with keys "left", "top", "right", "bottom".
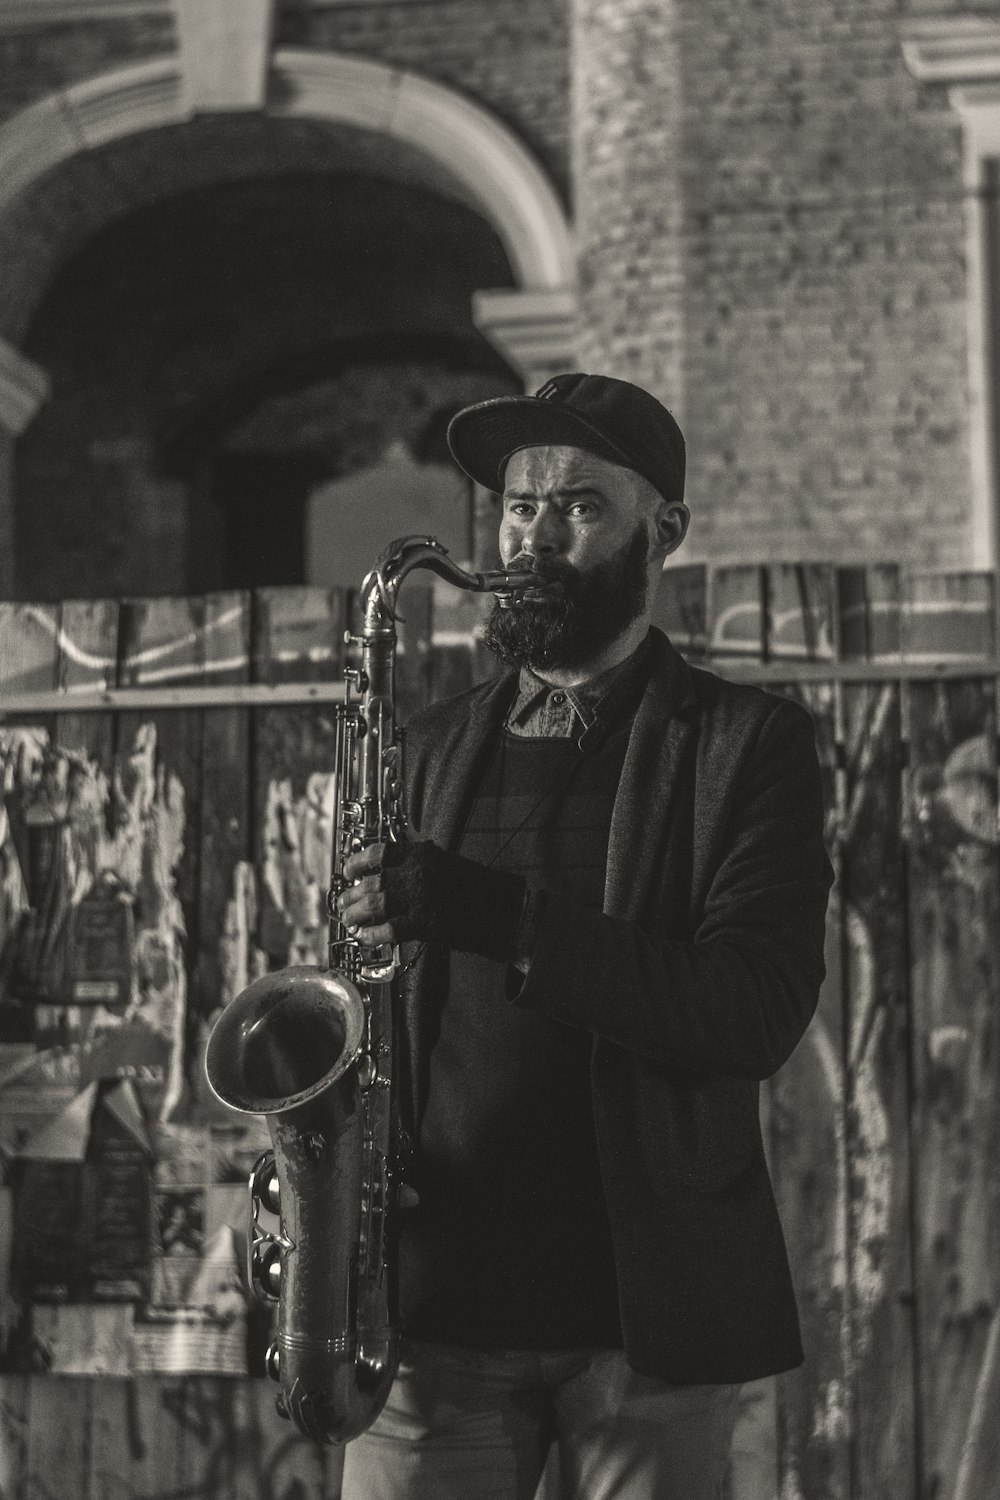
{"left": 0, "top": 340, "right": 50, "bottom": 435}
{"left": 901, "top": 16, "right": 1000, "bottom": 85}
{"left": 473, "top": 287, "right": 578, "bottom": 384}
{"left": 0, "top": 59, "right": 185, "bottom": 214}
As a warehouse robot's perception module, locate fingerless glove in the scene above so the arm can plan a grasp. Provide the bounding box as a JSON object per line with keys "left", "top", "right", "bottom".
{"left": 380, "top": 839, "right": 526, "bottom": 961}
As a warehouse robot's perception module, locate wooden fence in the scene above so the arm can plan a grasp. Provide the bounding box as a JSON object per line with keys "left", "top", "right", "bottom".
{"left": 0, "top": 562, "right": 997, "bottom": 1500}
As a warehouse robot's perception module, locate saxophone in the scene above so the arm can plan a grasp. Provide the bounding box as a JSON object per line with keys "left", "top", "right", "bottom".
{"left": 205, "top": 537, "right": 532, "bottom": 1444}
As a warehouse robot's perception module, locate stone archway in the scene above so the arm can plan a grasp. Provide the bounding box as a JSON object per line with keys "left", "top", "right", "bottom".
{"left": 0, "top": 44, "right": 577, "bottom": 590}
{"left": 0, "top": 47, "right": 577, "bottom": 431}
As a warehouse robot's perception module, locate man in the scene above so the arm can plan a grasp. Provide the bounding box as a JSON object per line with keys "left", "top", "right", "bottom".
{"left": 337, "top": 373, "right": 834, "bottom": 1500}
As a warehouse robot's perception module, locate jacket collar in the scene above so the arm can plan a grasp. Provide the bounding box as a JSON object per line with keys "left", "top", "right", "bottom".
{"left": 507, "top": 633, "right": 654, "bottom": 740}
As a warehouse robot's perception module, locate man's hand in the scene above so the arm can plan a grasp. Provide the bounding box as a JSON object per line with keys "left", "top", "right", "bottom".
{"left": 336, "top": 839, "right": 526, "bottom": 961}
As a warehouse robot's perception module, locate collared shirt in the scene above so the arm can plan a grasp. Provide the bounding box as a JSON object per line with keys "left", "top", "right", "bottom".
{"left": 505, "top": 632, "right": 653, "bottom": 742}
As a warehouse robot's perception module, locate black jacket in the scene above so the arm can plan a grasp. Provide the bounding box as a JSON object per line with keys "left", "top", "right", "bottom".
{"left": 400, "top": 628, "right": 834, "bottom": 1383}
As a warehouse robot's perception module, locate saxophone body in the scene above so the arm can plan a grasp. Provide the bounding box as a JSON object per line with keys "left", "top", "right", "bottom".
{"left": 205, "top": 537, "right": 531, "bottom": 1444}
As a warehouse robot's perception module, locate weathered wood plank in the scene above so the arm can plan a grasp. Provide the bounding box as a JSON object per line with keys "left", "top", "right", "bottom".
{"left": 113, "top": 1321, "right": 338, "bottom": 1498}
{"left": 708, "top": 564, "right": 764, "bottom": 664}
{"left": 193, "top": 593, "right": 251, "bottom": 1049}
{"left": 903, "top": 572, "right": 995, "bottom": 664}
{"left": 91, "top": 1376, "right": 250, "bottom": 1499}
{"left": 836, "top": 566, "right": 901, "bottom": 665}
{"left": 251, "top": 588, "right": 346, "bottom": 976}
{"left": 766, "top": 563, "right": 837, "bottom": 663}
{"left": 905, "top": 669, "right": 1000, "bottom": 1500}
{"left": 127, "top": 1377, "right": 191, "bottom": 1498}
{"left": 238, "top": 590, "right": 354, "bottom": 1492}
{"left": 56, "top": 600, "right": 118, "bottom": 695}
{"left": 252, "top": 588, "right": 345, "bottom": 688}
{"left": 840, "top": 679, "right": 916, "bottom": 1498}
{"left": 54, "top": 600, "right": 120, "bottom": 761}
{"left": 0, "top": 606, "right": 60, "bottom": 697}
{"left": 115, "top": 596, "right": 204, "bottom": 1122}
{"left": 87, "top": 1378, "right": 137, "bottom": 1500}
{"left": 24, "top": 1375, "right": 90, "bottom": 1500}
{"left": 167, "top": 1377, "right": 239, "bottom": 1500}
{"left": 771, "top": 678, "right": 850, "bottom": 1500}
{"left": 53, "top": 601, "right": 120, "bottom": 1049}
{"left": 0, "top": 602, "right": 63, "bottom": 1036}
{"left": 187, "top": 590, "right": 259, "bottom": 1467}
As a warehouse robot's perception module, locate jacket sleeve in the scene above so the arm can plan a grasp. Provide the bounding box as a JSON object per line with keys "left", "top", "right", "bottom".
{"left": 508, "top": 697, "right": 834, "bottom": 1080}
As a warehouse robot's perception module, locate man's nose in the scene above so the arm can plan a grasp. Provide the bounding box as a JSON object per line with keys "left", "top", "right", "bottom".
{"left": 521, "top": 510, "right": 561, "bottom": 555}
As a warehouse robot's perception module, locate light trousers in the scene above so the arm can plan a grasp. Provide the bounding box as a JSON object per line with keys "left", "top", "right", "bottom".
{"left": 340, "top": 1341, "right": 741, "bottom": 1500}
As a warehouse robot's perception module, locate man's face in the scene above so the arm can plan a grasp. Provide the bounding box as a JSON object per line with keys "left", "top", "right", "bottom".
{"left": 498, "top": 445, "right": 655, "bottom": 575}
{"left": 484, "top": 445, "right": 663, "bottom": 672}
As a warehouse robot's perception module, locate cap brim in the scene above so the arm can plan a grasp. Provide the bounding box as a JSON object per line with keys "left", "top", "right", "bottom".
{"left": 446, "top": 395, "right": 637, "bottom": 493}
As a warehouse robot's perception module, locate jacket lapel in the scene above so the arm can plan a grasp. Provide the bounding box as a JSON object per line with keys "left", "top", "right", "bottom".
{"left": 604, "top": 631, "right": 698, "bottom": 921}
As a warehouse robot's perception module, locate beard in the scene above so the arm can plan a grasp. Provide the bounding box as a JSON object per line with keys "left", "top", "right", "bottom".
{"left": 483, "top": 523, "right": 651, "bottom": 672}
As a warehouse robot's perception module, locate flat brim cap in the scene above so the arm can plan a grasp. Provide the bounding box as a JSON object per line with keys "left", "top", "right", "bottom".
{"left": 446, "top": 372, "right": 685, "bottom": 506}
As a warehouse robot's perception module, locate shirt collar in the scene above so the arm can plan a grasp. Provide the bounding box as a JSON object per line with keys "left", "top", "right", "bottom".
{"left": 507, "top": 632, "right": 653, "bottom": 737}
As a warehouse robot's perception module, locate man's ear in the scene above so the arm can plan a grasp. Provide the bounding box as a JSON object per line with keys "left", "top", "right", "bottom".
{"left": 654, "top": 502, "right": 690, "bottom": 557}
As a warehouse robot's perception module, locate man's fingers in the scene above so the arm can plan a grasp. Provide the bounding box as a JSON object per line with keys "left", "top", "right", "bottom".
{"left": 337, "top": 887, "right": 386, "bottom": 926}
{"left": 337, "top": 872, "right": 385, "bottom": 924}
{"left": 342, "top": 843, "right": 385, "bottom": 881}
{"left": 340, "top": 871, "right": 383, "bottom": 900}
{"left": 353, "top": 921, "right": 396, "bottom": 948}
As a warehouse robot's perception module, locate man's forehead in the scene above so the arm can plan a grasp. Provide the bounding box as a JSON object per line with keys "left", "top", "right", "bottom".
{"left": 502, "top": 444, "right": 632, "bottom": 491}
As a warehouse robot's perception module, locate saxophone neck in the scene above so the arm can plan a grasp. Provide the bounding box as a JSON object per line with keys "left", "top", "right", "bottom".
{"left": 360, "top": 536, "right": 531, "bottom": 629}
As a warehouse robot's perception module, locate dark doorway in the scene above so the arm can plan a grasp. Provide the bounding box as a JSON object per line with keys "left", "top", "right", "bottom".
{"left": 213, "top": 453, "right": 313, "bottom": 588}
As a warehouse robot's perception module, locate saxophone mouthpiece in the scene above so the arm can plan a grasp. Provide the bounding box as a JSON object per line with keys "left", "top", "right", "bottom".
{"left": 481, "top": 566, "right": 536, "bottom": 608}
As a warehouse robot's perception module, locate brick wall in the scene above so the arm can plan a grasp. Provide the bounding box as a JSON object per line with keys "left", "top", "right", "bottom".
{"left": 573, "top": 1, "right": 685, "bottom": 412}
{"left": 571, "top": 0, "right": 982, "bottom": 565}
{"left": 284, "top": 0, "right": 571, "bottom": 204}
{"left": 679, "top": 0, "right": 973, "bottom": 565}
{"left": 0, "top": 15, "right": 174, "bottom": 123}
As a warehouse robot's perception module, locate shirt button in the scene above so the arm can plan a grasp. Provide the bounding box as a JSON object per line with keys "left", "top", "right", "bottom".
{"left": 551, "top": 691, "right": 566, "bottom": 705}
